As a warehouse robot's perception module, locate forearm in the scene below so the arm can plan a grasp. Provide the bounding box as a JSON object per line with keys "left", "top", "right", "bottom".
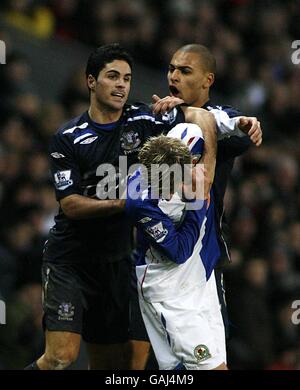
{"left": 60, "top": 194, "right": 125, "bottom": 220}
{"left": 182, "top": 107, "right": 217, "bottom": 196}
{"left": 199, "top": 117, "right": 217, "bottom": 197}
{"left": 208, "top": 109, "right": 245, "bottom": 139}
{"left": 183, "top": 106, "right": 243, "bottom": 139}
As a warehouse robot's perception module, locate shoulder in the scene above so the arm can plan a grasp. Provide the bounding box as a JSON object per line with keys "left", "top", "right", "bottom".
{"left": 124, "top": 102, "right": 152, "bottom": 118}
{"left": 51, "top": 112, "right": 96, "bottom": 147}
{"left": 56, "top": 112, "right": 88, "bottom": 137}
{"left": 125, "top": 102, "right": 174, "bottom": 125}
{"left": 124, "top": 102, "right": 181, "bottom": 126}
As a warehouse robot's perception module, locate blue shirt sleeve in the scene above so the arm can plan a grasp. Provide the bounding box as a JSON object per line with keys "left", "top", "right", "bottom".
{"left": 126, "top": 195, "right": 207, "bottom": 264}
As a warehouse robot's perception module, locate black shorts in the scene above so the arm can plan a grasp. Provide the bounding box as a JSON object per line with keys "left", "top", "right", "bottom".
{"left": 129, "top": 265, "right": 230, "bottom": 341}
{"left": 42, "top": 259, "right": 130, "bottom": 344}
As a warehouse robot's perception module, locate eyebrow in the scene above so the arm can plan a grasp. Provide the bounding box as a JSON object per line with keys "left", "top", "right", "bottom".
{"left": 106, "top": 69, "right": 132, "bottom": 77}
{"left": 169, "top": 64, "right": 193, "bottom": 71}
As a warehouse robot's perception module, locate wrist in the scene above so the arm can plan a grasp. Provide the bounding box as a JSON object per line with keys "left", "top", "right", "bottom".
{"left": 115, "top": 199, "right": 126, "bottom": 211}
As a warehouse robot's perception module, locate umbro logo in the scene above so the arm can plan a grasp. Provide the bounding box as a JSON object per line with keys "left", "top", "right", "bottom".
{"left": 80, "top": 136, "right": 98, "bottom": 144}
{"left": 51, "top": 152, "right": 65, "bottom": 159}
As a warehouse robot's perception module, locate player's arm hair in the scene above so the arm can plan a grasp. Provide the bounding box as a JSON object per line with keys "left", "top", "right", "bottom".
{"left": 181, "top": 107, "right": 217, "bottom": 197}
{"left": 60, "top": 194, "right": 125, "bottom": 220}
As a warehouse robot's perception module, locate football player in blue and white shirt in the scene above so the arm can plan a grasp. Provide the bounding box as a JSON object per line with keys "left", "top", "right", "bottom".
{"left": 126, "top": 124, "right": 227, "bottom": 370}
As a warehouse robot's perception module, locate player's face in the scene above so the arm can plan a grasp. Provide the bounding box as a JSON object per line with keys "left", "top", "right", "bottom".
{"left": 168, "top": 51, "right": 214, "bottom": 107}
{"left": 92, "top": 60, "right": 131, "bottom": 112}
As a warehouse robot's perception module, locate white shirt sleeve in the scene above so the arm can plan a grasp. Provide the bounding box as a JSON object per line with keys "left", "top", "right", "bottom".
{"left": 209, "top": 108, "right": 245, "bottom": 140}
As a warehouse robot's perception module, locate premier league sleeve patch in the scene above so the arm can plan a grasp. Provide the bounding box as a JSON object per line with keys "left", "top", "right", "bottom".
{"left": 54, "top": 170, "right": 73, "bottom": 190}
{"left": 145, "top": 222, "right": 168, "bottom": 243}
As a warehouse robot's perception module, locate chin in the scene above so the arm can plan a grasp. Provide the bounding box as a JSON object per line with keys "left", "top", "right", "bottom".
{"left": 110, "top": 102, "right": 125, "bottom": 111}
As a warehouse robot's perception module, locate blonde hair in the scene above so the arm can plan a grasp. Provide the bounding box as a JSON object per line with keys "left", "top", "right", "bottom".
{"left": 138, "top": 135, "right": 191, "bottom": 195}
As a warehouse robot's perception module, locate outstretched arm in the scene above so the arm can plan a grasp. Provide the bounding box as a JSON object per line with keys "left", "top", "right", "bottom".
{"left": 151, "top": 94, "right": 262, "bottom": 146}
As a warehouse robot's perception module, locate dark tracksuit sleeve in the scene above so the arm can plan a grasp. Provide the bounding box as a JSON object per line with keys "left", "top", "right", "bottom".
{"left": 49, "top": 133, "right": 82, "bottom": 200}
{"left": 217, "top": 135, "right": 252, "bottom": 161}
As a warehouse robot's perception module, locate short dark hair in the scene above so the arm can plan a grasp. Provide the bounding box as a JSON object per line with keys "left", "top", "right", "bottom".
{"left": 178, "top": 44, "right": 216, "bottom": 73}
{"left": 85, "top": 43, "right": 133, "bottom": 80}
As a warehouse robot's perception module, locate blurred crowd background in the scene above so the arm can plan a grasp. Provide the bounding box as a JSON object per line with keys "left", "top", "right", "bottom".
{"left": 0, "top": 0, "right": 300, "bottom": 370}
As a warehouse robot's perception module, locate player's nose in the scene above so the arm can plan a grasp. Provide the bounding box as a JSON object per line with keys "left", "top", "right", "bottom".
{"left": 170, "top": 69, "right": 180, "bottom": 83}
{"left": 116, "top": 81, "right": 126, "bottom": 89}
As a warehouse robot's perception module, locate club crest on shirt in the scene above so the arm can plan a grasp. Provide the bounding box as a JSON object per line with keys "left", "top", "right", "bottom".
{"left": 58, "top": 302, "right": 75, "bottom": 321}
{"left": 146, "top": 222, "right": 168, "bottom": 243}
{"left": 194, "top": 344, "right": 211, "bottom": 362}
{"left": 121, "top": 130, "right": 141, "bottom": 153}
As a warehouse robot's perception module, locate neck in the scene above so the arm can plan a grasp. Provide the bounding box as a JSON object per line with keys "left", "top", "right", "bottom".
{"left": 192, "top": 94, "right": 210, "bottom": 108}
{"left": 88, "top": 103, "right": 122, "bottom": 124}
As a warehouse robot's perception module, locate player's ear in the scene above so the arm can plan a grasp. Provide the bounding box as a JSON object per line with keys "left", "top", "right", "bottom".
{"left": 87, "top": 75, "right": 96, "bottom": 91}
{"left": 204, "top": 72, "right": 215, "bottom": 88}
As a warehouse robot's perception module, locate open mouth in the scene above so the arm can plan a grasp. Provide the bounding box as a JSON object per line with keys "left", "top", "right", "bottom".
{"left": 169, "top": 85, "right": 180, "bottom": 96}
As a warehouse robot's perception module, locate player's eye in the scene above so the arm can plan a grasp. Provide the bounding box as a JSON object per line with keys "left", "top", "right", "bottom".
{"left": 181, "top": 69, "right": 191, "bottom": 75}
